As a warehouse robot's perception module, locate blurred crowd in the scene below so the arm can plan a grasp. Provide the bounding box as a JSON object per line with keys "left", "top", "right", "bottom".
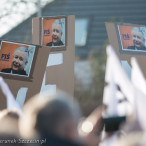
{"left": 0, "top": 45, "right": 146, "bottom": 146}
{"left": 0, "top": 88, "right": 145, "bottom": 146}
{"left": 0, "top": 89, "right": 103, "bottom": 146}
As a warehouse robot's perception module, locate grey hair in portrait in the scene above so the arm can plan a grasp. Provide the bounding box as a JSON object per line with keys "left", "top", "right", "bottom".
{"left": 52, "top": 19, "right": 63, "bottom": 33}
{"left": 14, "top": 46, "right": 29, "bottom": 62}
{"left": 131, "top": 27, "right": 145, "bottom": 41}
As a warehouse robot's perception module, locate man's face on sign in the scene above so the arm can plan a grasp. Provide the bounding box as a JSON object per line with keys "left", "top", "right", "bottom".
{"left": 11, "top": 50, "right": 28, "bottom": 71}
{"left": 52, "top": 23, "right": 62, "bottom": 43}
{"left": 132, "top": 30, "right": 145, "bottom": 48}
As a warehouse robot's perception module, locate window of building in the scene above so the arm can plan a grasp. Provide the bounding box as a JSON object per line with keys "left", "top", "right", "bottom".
{"left": 75, "top": 18, "right": 89, "bottom": 47}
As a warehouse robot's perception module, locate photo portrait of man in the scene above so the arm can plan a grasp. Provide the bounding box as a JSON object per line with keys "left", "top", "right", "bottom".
{"left": 46, "top": 20, "right": 64, "bottom": 46}
{"left": 1, "top": 46, "right": 29, "bottom": 76}
{"left": 128, "top": 27, "right": 146, "bottom": 51}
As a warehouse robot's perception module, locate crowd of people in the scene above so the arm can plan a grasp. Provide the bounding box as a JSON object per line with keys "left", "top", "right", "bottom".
{"left": 0, "top": 88, "right": 145, "bottom": 146}
{"left": 0, "top": 45, "right": 146, "bottom": 146}
{"left": 0, "top": 88, "right": 103, "bottom": 146}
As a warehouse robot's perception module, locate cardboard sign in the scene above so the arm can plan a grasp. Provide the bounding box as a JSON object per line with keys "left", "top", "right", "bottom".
{"left": 32, "top": 15, "right": 75, "bottom": 96}
{"left": 0, "top": 40, "right": 36, "bottom": 79}
{"left": 41, "top": 17, "right": 66, "bottom": 48}
{"left": 115, "top": 23, "right": 146, "bottom": 55}
{"left": 105, "top": 22, "right": 146, "bottom": 78}
{"left": 0, "top": 43, "right": 50, "bottom": 110}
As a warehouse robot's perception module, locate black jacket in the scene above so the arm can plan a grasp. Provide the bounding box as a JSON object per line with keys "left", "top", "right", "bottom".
{"left": 46, "top": 40, "right": 64, "bottom": 46}
{"left": 1, "top": 68, "right": 27, "bottom": 76}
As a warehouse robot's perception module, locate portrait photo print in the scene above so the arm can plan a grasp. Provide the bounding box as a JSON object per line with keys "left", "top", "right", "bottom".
{"left": 117, "top": 23, "right": 146, "bottom": 52}
{"left": 41, "top": 17, "right": 66, "bottom": 48}
{"left": 0, "top": 41, "right": 36, "bottom": 77}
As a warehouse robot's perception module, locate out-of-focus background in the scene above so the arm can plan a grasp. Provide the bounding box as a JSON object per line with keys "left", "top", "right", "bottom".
{"left": 1, "top": 0, "right": 146, "bottom": 116}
